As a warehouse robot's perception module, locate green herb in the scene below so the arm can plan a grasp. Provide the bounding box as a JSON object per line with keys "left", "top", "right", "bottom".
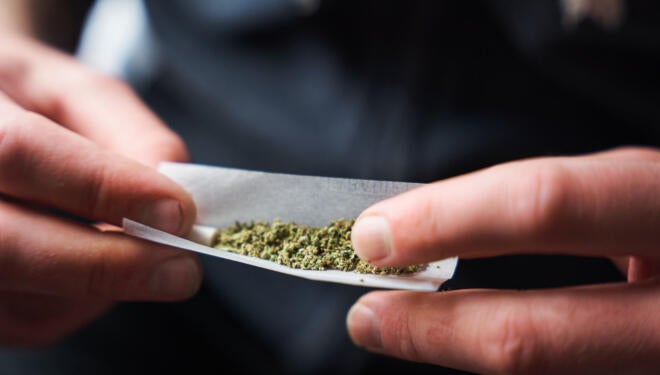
{"left": 212, "top": 219, "right": 424, "bottom": 275}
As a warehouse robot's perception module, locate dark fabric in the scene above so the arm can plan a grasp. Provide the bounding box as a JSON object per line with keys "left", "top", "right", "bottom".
{"left": 145, "top": 0, "right": 660, "bottom": 180}
{"left": 1, "top": 0, "right": 655, "bottom": 374}
{"left": 138, "top": 1, "right": 651, "bottom": 372}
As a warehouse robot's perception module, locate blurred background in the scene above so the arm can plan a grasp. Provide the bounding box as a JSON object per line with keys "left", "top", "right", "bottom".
{"left": 76, "top": 0, "right": 156, "bottom": 84}
{"left": 2, "top": 1, "right": 642, "bottom": 374}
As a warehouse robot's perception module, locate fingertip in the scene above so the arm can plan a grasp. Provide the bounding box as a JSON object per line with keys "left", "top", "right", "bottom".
{"left": 148, "top": 254, "right": 202, "bottom": 300}
{"left": 140, "top": 173, "right": 196, "bottom": 236}
{"left": 347, "top": 301, "right": 382, "bottom": 350}
{"left": 351, "top": 215, "right": 393, "bottom": 264}
{"left": 139, "top": 199, "right": 185, "bottom": 235}
{"left": 352, "top": 185, "right": 446, "bottom": 267}
{"left": 176, "top": 189, "right": 197, "bottom": 236}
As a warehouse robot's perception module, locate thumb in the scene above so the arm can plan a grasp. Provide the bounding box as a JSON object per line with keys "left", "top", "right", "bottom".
{"left": 0, "top": 97, "right": 195, "bottom": 234}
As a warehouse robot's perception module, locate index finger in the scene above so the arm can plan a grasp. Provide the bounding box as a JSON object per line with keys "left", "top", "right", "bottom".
{"left": 0, "top": 96, "right": 195, "bottom": 234}
{"left": 0, "top": 34, "right": 187, "bottom": 166}
{"left": 351, "top": 153, "right": 660, "bottom": 267}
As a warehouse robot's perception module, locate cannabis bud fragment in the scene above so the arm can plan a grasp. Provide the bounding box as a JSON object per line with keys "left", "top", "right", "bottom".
{"left": 212, "top": 219, "right": 424, "bottom": 275}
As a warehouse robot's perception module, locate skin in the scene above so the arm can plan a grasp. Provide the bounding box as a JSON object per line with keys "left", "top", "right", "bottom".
{"left": 3, "top": 4, "right": 658, "bottom": 373}
{"left": 0, "top": 34, "right": 201, "bottom": 346}
{"left": 348, "top": 147, "right": 660, "bottom": 374}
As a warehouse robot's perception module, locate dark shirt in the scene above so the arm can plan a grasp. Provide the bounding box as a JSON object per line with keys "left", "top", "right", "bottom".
{"left": 137, "top": 0, "right": 658, "bottom": 373}
{"left": 145, "top": 0, "right": 660, "bottom": 179}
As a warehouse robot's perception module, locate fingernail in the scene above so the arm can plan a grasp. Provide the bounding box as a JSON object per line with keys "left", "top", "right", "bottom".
{"left": 150, "top": 256, "right": 201, "bottom": 298}
{"left": 351, "top": 216, "right": 392, "bottom": 262}
{"left": 347, "top": 303, "right": 382, "bottom": 349}
{"left": 141, "top": 199, "right": 184, "bottom": 234}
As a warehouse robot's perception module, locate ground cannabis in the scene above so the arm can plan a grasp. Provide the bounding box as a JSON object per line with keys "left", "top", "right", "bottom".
{"left": 212, "top": 219, "right": 424, "bottom": 275}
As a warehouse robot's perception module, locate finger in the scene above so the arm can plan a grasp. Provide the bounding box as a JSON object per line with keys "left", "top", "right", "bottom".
{"left": 0, "top": 198, "right": 201, "bottom": 301}
{"left": 593, "top": 146, "right": 660, "bottom": 280}
{"left": 351, "top": 153, "right": 660, "bottom": 266}
{"left": 0, "top": 34, "right": 186, "bottom": 166}
{"left": 0, "top": 98, "right": 195, "bottom": 233}
{"left": 593, "top": 146, "right": 660, "bottom": 162}
{"left": 0, "top": 291, "right": 111, "bottom": 346}
{"left": 347, "top": 284, "right": 660, "bottom": 375}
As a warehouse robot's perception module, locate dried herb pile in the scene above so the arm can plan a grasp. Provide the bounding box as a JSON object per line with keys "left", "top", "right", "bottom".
{"left": 212, "top": 219, "right": 423, "bottom": 275}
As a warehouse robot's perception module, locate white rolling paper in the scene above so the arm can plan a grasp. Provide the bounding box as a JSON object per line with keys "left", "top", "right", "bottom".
{"left": 123, "top": 162, "right": 458, "bottom": 291}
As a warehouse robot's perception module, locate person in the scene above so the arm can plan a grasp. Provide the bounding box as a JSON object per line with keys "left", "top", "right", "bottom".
{"left": 0, "top": 0, "right": 658, "bottom": 374}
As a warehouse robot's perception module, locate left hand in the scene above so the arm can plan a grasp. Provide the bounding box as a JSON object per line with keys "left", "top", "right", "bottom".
{"left": 0, "top": 34, "right": 200, "bottom": 345}
{"left": 347, "top": 147, "right": 660, "bottom": 375}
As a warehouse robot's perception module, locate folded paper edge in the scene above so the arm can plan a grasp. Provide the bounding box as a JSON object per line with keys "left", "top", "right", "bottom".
{"left": 123, "top": 219, "right": 458, "bottom": 291}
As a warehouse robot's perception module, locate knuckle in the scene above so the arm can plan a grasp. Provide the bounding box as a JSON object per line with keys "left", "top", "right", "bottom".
{"left": 510, "top": 162, "right": 570, "bottom": 239}
{"left": 50, "top": 73, "right": 131, "bottom": 120}
{"left": 487, "top": 307, "right": 542, "bottom": 375}
{"left": 0, "top": 110, "right": 38, "bottom": 174}
{"left": 84, "top": 250, "right": 115, "bottom": 297}
{"left": 49, "top": 83, "right": 83, "bottom": 121}
{"left": 83, "top": 160, "right": 114, "bottom": 221}
{"left": 387, "top": 311, "right": 423, "bottom": 361}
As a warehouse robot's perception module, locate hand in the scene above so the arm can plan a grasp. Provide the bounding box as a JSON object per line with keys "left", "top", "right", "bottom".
{"left": 0, "top": 35, "right": 201, "bottom": 345}
{"left": 348, "top": 147, "right": 660, "bottom": 374}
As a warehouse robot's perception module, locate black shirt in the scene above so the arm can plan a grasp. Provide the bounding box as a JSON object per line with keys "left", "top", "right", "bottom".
{"left": 138, "top": 1, "right": 658, "bottom": 373}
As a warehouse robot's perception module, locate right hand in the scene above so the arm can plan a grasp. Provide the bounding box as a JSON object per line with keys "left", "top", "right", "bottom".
{"left": 0, "top": 34, "right": 201, "bottom": 346}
